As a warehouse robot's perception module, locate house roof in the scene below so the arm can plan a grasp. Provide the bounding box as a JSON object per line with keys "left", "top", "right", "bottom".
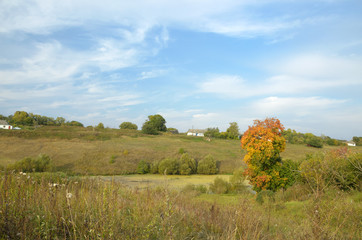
{"left": 0, "top": 120, "right": 9, "bottom": 125}
{"left": 187, "top": 129, "right": 206, "bottom": 133}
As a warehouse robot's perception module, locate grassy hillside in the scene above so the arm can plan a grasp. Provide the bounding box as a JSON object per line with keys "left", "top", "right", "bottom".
{"left": 1, "top": 126, "right": 361, "bottom": 175}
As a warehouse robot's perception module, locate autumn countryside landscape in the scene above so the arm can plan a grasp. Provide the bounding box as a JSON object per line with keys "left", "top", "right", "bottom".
{"left": 1, "top": 112, "right": 361, "bottom": 239}
{"left": 1, "top": 1, "right": 362, "bottom": 239}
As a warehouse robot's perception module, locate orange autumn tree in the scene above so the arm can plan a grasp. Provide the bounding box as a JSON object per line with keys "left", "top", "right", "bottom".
{"left": 241, "top": 118, "right": 287, "bottom": 192}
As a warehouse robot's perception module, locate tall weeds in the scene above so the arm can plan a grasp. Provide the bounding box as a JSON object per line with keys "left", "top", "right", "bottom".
{"left": 1, "top": 171, "right": 361, "bottom": 239}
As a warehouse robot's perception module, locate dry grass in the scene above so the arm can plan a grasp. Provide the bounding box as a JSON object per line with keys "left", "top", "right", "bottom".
{"left": 96, "top": 174, "right": 232, "bottom": 190}
{"left": 1, "top": 171, "right": 361, "bottom": 239}
{"left": 1, "top": 127, "right": 361, "bottom": 175}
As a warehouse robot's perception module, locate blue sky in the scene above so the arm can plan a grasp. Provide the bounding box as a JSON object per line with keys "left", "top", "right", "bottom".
{"left": 1, "top": 0, "right": 361, "bottom": 140}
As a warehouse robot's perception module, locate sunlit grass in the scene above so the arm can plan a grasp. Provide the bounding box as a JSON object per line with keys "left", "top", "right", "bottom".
{"left": 1, "top": 171, "right": 361, "bottom": 239}
{"left": 2, "top": 127, "right": 360, "bottom": 175}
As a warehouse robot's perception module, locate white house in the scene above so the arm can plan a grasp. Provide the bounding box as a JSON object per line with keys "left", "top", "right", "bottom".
{"left": 187, "top": 129, "right": 206, "bottom": 137}
{"left": 347, "top": 141, "right": 356, "bottom": 147}
{"left": 0, "top": 120, "right": 13, "bottom": 130}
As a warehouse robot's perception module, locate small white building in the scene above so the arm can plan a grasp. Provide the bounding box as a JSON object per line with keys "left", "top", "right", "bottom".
{"left": 0, "top": 120, "right": 13, "bottom": 130}
{"left": 347, "top": 141, "right": 356, "bottom": 147}
{"left": 187, "top": 129, "right": 206, "bottom": 137}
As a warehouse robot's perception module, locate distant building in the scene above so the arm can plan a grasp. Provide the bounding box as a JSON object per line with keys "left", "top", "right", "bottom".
{"left": 347, "top": 141, "right": 356, "bottom": 147}
{"left": 187, "top": 129, "right": 206, "bottom": 137}
{"left": 0, "top": 120, "right": 13, "bottom": 130}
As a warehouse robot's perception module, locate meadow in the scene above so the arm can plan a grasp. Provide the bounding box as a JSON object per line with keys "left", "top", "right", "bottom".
{"left": 0, "top": 126, "right": 361, "bottom": 239}
{"left": 1, "top": 126, "right": 359, "bottom": 175}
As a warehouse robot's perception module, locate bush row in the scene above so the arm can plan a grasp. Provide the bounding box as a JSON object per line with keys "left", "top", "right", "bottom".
{"left": 7, "top": 154, "right": 54, "bottom": 172}
{"left": 137, "top": 153, "right": 219, "bottom": 175}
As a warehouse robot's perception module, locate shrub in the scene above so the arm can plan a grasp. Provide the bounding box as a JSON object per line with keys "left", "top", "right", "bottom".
{"left": 229, "top": 167, "right": 248, "bottom": 193}
{"left": 179, "top": 153, "right": 197, "bottom": 175}
{"left": 178, "top": 148, "right": 185, "bottom": 154}
{"left": 300, "top": 148, "right": 361, "bottom": 192}
{"left": 167, "top": 128, "right": 179, "bottom": 134}
{"left": 197, "top": 154, "right": 218, "bottom": 174}
{"left": 119, "top": 122, "right": 138, "bottom": 130}
{"left": 158, "top": 158, "right": 179, "bottom": 175}
{"left": 278, "top": 159, "right": 301, "bottom": 189}
{"left": 182, "top": 184, "right": 207, "bottom": 195}
{"left": 150, "top": 161, "right": 159, "bottom": 174}
{"left": 141, "top": 121, "right": 158, "bottom": 135}
{"left": 137, "top": 160, "right": 150, "bottom": 174}
{"left": 109, "top": 155, "right": 116, "bottom": 164}
{"left": 8, "top": 154, "right": 53, "bottom": 172}
{"left": 306, "top": 136, "right": 323, "bottom": 148}
{"left": 209, "top": 177, "right": 231, "bottom": 194}
{"left": 95, "top": 122, "right": 105, "bottom": 130}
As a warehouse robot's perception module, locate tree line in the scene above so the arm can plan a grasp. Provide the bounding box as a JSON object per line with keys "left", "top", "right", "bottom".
{"left": 0, "top": 111, "right": 83, "bottom": 127}
{"left": 282, "top": 128, "right": 348, "bottom": 147}
{"left": 1, "top": 111, "right": 357, "bottom": 147}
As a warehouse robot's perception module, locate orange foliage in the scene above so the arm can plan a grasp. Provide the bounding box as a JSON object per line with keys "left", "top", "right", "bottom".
{"left": 241, "top": 118, "right": 286, "bottom": 192}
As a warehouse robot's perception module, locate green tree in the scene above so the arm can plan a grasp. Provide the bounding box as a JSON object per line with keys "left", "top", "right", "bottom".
{"left": 205, "top": 127, "right": 220, "bottom": 138}
{"left": 306, "top": 135, "right": 323, "bottom": 148}
{"left": 226, "top": 122, "right": 239, "bottom": 139}
{"left": 197, "top": 154, "right": 218, "bottom": 174}
{"left": 141, "top": 114, "right": 167, "bottom": 134}
{"left": 158, "top": 158, "right": 179, "bottom": 175}
{"left": 141, "top": 121, "right": 158, "bottom": 135}
{"left": 66, "top": 121, "right": 84, "bottom": 127}
{"left": 137, "top": 160, "right": 150, "bottom": 174}
{"left": 55, "top": 117, "right": 66, "bottom": 126}
{"left": 148, "top": 114, "right": 167, "bottom": 131}
{"left": 179, "top": 153, "right": 197, "bottom": 175}
{"left": 95, "top": 122, "right": 105, "bottom": 130}
{"left": 119, "top": 122, "right": 138, "bottom": 130}
{"left": 352, "top": 136, "right": 361, "bottom": 146}
{"left": 12, "top": 111, "right": 33, "bottom": 125}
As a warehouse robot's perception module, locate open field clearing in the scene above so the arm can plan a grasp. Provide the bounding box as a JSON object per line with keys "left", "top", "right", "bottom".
{"left": 96, "top": 174, "right": 233, "bottom": 189}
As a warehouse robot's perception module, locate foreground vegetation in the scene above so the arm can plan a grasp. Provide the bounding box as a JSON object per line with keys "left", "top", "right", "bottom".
{"left": 1, "top": 171, "right": 361, "bottom": 239}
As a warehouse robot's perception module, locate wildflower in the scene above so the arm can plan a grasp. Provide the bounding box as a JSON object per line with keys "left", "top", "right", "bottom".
{"left": 66, "top": 192, "right": 73, "bottom": 199}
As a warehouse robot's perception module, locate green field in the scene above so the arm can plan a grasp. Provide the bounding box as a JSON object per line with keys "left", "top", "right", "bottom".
{"left": 1, "top": 126, "right": 361, "bottom": 175}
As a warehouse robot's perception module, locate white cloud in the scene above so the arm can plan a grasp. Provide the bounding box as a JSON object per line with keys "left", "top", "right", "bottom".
{"left": 199, "top": 75, "right": 249, "bottom": 98}
{"left": 199, "top": 53, "right": 362, "bottom": 98}
{"left": 91, "top": 39, "right": 140, "bottom": 72}
{"left": 0, "top": 41, "right": 80, "bottom": 85}
{"left": 138, "top": 69, "right": 168, "bottom": 80}
{"left": 250, "top": 96, "right": 347, "bottom": 117}
{"left": 271, "top": 54, "right": 362, "bottom": 83}
{"left": 0, "top": 0, "right": 310, "bottom": 38}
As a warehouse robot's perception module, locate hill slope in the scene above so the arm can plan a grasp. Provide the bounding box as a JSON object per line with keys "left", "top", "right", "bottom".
{"left": 1, "top": 127, "right": 360, "bottom": 175}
